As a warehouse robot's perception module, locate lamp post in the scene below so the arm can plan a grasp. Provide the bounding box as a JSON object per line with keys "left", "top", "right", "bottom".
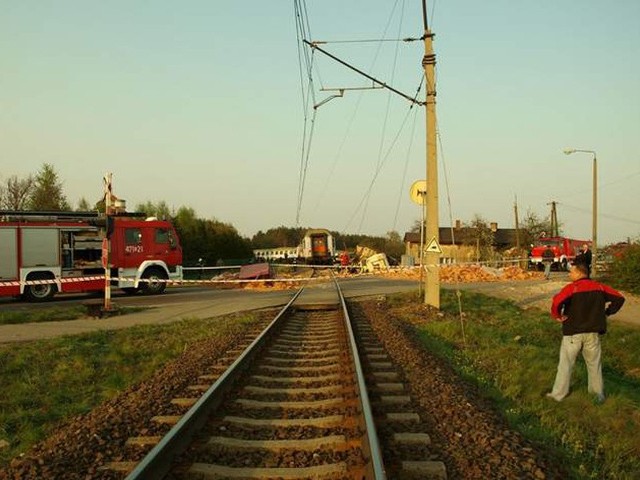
{"left": 563, "top": 148, "right": 597, "bottom": 277}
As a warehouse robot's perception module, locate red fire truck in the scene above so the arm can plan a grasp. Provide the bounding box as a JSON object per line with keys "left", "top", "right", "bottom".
{"left": 529, "top": 236, "right": 589, "bottom": 272}
{"left": 0, "top": 210, "right": 183, "bottom": 301}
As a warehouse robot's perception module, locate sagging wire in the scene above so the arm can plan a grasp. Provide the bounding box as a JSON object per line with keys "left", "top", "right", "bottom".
{"left": 294, "top": 0, "right": 320, "bottom": 227}
{"left": 313, "top": 36, "right": 424, "bottom": 45}
{"left": 308, "top": 0, "right": 414, "bottom": 230}
{"left": 345, "top": 94, "right": 419, "bottom": 233}
{"left": 296, "top": 106, "right": 318, "bottom": 226}
{"left": 437, "top": 120, "right": 467, "bottom": 347}
{"left": 392, "top": 74, "right": 424, "bottom": 231}
{"left": 392, "top": 105, "right": 420, "bottom": 231}
{"left": 559, "top": 203, "right": 640, "bottom": 226}
{"left": 358, "top": 0, "right": 407, "bottom": 233}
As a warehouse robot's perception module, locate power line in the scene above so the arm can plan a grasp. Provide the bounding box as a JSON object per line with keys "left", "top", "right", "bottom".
{"left": 294, "top": 0, "right": 317, "bottom": 227}
{"left": 393, "top": 105, "right": 420, "bottom": 231}
{"left": 359, "top": 0, "right": 407, "bottom": 233}
{"left": 311, "top": 37, "right": 423, "bottom": 44}
{"left": 296, "top": 1, "right": 428, "bottom": 235}
{"left": 559, "top": 202, "right": 640, "bottom": 225}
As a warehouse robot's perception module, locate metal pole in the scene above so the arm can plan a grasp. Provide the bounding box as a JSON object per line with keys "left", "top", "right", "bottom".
{"left": 422, "top": 6, "right": 440, "bottom": 308}
{"left": 418, "top": 201, "right": 425, "bottom": 297}
{"left": 592, "top": 154, "right": 598, "bottom": 278}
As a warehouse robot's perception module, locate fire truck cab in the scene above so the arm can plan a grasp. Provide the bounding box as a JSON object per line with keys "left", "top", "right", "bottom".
{"left": 0, "top": 211, "right": 183, "bottom": 302}
{"left": 528, "top": 236, "right": 588, "bottom": 272}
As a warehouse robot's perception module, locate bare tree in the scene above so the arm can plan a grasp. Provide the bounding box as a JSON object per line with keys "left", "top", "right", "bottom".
{"left": 459, "top": 214, "right": 495, "bottom": 262}
{"left": 521, "top": 209, "right": 556, "bottom": 247}
{"left": 1, "top": 175, "right": 35, "bottom": 210}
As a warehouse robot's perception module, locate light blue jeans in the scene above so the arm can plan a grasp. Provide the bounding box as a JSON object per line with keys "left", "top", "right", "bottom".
{"left": 543, "top": 261, "right": 552, "bottom": 279}
{"left": 548, "top": 332, "right": 603, "bottom": 401}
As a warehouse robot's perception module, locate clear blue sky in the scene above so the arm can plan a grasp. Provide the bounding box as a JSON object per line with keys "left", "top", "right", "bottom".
{"left": 2, "top": 1, "right": 639, "bottom": 245}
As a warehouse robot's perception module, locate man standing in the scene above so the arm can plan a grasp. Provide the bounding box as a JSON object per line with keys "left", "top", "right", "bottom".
{"left": 542, "top": 245, "right": 555, "bottom": 280}
{"left": 546, "top": 262, "right": 625, "bottom": 403}
{"left": 576, "top": 244, "right": 593, "bottom": 277}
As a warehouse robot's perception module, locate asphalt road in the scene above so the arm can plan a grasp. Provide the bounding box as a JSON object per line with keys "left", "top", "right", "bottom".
{"left": 0, "top": 277, "right": 419, "bottom": 343}
{"left": 2, "top": 273, "right": 637, "bottom": 344}
{"left": 0, "top": 276, "right": 419, "bottom": 310}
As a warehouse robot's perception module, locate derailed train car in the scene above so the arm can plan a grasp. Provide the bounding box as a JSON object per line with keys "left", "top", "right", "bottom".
{"left": 300, "top": 228, "right": 336, "bottom": 265}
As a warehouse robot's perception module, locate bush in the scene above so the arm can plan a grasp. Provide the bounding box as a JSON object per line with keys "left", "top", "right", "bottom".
{"left": 606, "top": 243, "right": 640, "bottom": 294}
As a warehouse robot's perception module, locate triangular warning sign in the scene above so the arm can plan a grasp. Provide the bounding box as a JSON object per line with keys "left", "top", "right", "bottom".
{"left": 425, "top": 237, "right": 442, "bottom": 254}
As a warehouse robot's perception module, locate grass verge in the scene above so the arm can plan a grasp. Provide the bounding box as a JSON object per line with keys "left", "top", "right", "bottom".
{"left": 0, "top": 304, "right": 145, "bottom": 325}
{"left": 0, "top": 312, "right": 257, "bottom": 465}
{"left": 387, "top": 289, "right": 640, "bottom": 479}
{"left": 0, "top": 306, "right": 88, "bottom": 325}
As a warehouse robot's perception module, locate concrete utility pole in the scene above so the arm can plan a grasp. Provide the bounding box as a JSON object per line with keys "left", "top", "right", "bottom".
{"left": 302, "top": 5, "right": 440, "bottom": 306}
{"left": 563, "top": 148, "right": 598, "bottom": 277}
{"left": 547, "top": 201, "right": 558, "bottom": 237}
{"left": 514, "top": 196, "right": 520, "bottom": 249}
{"left": 422, "top": 0, "right": 440, "bottom": 308}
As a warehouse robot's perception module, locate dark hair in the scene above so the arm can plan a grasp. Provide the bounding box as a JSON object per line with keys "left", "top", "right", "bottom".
{"left": 572, "top": 261, "right": 589, "bottom": 276}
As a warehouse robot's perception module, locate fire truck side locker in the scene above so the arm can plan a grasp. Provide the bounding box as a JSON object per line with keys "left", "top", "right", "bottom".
{"left": 22, "top": 228, "right": 60, "bottom": 268}
{"left": 0, "top": 228, "right": 18, "bottom": 281}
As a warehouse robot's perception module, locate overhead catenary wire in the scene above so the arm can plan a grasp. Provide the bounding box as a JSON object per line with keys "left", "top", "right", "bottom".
{"left": 294, "top": 0, "right": 318, "bottom": 227}
{"left": 313, "top": 37, "right": 423, "bottom": 44}
{"left": 558, "top": 202, "right": 640, "bottom": 226}
{"left": 305, "top": 0, "right": 421, "bottom": 227}
{"left": 392, "top": 103, "right": 420, "bottom": 231}
{"left": 295, "top": 1, "right": 445, "bottom": 239}
{"left": 344, "top": 90, "right": 421, "bottom": 233}
{"left": 436, "top": 119, "right": 467, "bottom": 346}
{"left": 358, "top": 0, "right": 407, "bottom": 233}
{"left": 305, "top": 41, "right": 424, "bottom": 108}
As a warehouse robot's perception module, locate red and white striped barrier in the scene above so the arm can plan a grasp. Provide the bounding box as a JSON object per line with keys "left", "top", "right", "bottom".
{"left": 1, "top": 257, "right": 538, "bottom": 289}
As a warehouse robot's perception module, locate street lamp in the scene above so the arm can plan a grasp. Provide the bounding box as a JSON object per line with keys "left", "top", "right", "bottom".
{"left": 563, "top": 148, "right": 597, "bottom": 277}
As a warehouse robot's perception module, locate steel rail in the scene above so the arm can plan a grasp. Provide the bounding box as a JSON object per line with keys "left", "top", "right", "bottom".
{"left": 124, "top": 286, "right": 305, "bottom": 480}
{"left": 333, "top": 273, "right": 387, "bottom": 479}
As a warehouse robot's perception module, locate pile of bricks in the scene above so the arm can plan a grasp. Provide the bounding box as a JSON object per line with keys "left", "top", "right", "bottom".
{"left": 382, "top": 265, "right": 543, "bottom": 283}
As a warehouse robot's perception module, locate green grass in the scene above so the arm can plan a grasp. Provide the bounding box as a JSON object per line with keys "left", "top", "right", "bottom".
{"left": 0, "top": 313, "right": 258, "bottom": 465}
{"left": 389, "top": 289, "right": 640, "bottom": 479}
{"left": 3, "top": 291, "right": 639, "bottom": 477}
{"left": 0, "top": 305, "right": 145, "bottom": 325}
{"left": 0, "top": 305, "right": 89, "bottom": 325}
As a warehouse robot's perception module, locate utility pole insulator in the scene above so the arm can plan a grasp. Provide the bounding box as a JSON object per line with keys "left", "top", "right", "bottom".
{"left": 422, "top": 54, "right": 436, "bottom": 67}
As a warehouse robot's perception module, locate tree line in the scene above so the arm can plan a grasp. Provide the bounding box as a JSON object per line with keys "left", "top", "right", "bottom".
{"left": 0, "top": 164, "right": 405, "bottom": 266}
{"left": 1, "top": 164, "right": 559, "bottom": 266}
{"left": 0, "top": 164, "right": 71, "bottom": 211}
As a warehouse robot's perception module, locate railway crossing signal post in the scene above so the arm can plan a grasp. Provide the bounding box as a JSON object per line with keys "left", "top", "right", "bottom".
{"left": 422, "top": 0, "right": 440, "bottom": 308}
{"left": 103, "top": 173, "right": 113, "bottom": 312}
{"left": 410, "top": 180, "right": 428, "bottom": 298}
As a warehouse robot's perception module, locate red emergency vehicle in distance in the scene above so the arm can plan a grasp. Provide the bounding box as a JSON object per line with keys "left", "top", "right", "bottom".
{"left": 528, "top": 236, "right": 589, "bottom": 272}
{"left": 0, "top": 210, "right": 183, "bottom": 302}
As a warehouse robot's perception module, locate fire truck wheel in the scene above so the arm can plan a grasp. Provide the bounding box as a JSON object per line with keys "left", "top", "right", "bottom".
{"left": 140, "top": 268, "right": 167, "bottom": 295}
{"left": 24, "top": 275, "right": 57, "bottom": 302}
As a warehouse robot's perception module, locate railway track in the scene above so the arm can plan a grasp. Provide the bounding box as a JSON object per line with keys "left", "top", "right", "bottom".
{"left": 95, "top": 275, "right": 445, "bottom": 479}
